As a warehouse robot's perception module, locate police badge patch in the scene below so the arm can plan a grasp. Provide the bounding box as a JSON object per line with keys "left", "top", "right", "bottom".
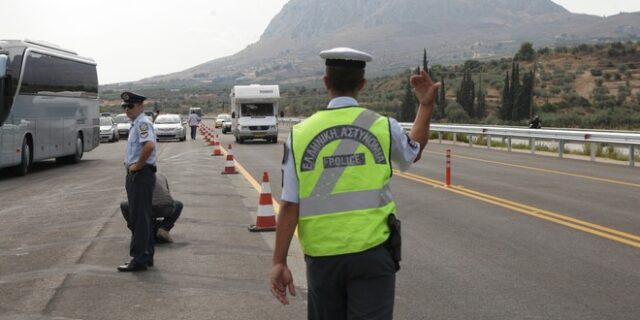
{"left": 139, "top": 123, "right": 149, "bottom": 138}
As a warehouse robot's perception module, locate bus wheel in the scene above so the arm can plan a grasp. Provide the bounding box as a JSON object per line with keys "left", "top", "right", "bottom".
{"left": 70, "top": 134, "right": 84, "bottom": 163}
{"left": 58, "top": 134, "right": 84, "bottom": 164}
{"left": 14, "top": 138, "right": 32, "bottom": 176}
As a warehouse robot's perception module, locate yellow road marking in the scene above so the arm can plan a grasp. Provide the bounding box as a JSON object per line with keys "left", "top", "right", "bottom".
{"left": 425, "top": 150, "right": 640, "bottom": 189}
{"left": 394, "top": 170, "right": 640, "bottom": 248}
{"left": 220, "top": 145, "right": 281, "bottom": 213}
{"left": 215, "top": 136, "right": 639, "bottom": 247}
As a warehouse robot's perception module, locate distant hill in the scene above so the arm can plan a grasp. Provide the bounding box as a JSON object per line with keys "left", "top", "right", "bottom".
{"left": 105, "top": 0, "right": 640, "bottom": 89}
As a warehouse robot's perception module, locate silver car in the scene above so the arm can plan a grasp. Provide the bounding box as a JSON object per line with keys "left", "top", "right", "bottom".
{"left": 154, "top": 114, "right": 187, "bottom": 141}
{"left": 99, "top": 117, "right": 119, "bottom": 142}
{"left": 114, "top": 113, "right": 131, "bottom": 138}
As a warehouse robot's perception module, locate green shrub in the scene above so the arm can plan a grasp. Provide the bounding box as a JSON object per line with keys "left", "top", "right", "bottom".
{"left": 590, "top": 69, "right": 603, "bottom": 76}
{"left": 541, "top": 103, "right": 557, "bottom": 113}
{"left": 445, "top": 103, "right": 470, "bottom": 123}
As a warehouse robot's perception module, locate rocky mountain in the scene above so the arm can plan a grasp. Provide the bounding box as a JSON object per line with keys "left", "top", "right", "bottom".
{"left": 130, "top": 0, "right": 640, "bottom": 87}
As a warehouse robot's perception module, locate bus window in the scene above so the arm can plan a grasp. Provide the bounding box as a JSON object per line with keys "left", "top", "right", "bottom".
{"left": 20, "top": 52, "right": 98, "bottom": 98}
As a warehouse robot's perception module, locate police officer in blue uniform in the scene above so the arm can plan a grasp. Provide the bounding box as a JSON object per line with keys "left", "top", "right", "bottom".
{"left": 118, "top": 91, "right": 158, "bottom": 272}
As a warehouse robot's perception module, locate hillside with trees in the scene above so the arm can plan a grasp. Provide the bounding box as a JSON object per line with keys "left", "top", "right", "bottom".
{"left": 100, "top": 41, "right": 640, "bottom": 130}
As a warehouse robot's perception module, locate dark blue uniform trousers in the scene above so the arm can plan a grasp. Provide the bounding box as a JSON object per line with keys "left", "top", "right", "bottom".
{"left": 305, "top": 244, "right": 396, "bottom": 320}
{"left": 120, "top": 200, "right": 183, "bottom": 232}
{"left": 125, "top": 166, "right": 156, "bottom": 264}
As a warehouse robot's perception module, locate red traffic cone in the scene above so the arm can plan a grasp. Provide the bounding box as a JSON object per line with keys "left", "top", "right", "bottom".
{"left": 211, "top": 140, "right": 223, "bottom": 156}
{"left": 249, "top": 172, "right": 276, "bottom": 232}
{"left": 221, "top": 144, "right": 238, "bottom": 174}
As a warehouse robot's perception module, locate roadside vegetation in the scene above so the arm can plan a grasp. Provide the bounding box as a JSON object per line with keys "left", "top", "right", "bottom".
{"left": 100, "top": 41, "right": 640, "bottom": 130}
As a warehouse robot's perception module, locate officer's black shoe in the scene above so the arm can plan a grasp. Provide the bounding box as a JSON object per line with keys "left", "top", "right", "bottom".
{"left": 117, "top": 260, "right": 148, "bottom": 272}
{"left": 120, "top": 259, "right": 154, "bottom": 268}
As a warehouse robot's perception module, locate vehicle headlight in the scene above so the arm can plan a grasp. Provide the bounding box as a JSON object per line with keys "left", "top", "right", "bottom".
{"left": 269, "top": 126, "right": 276, "bottom": 130}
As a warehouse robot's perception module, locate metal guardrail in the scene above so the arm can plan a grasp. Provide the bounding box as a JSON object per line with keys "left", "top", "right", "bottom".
{"left": 398, "top": 123, "right": 640, "bottom": 167}
{"left": 279, "top": 118, "right": 640, "bottom": 167}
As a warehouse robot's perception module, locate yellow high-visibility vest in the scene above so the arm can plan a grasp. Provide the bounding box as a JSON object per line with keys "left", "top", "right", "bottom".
{"left": 292, "top": 106, "right": 395, "bottom": 257}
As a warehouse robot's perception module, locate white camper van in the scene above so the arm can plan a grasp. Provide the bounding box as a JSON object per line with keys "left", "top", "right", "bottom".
{"left": 230, "top": 84, "right": 280, "bottom": 143}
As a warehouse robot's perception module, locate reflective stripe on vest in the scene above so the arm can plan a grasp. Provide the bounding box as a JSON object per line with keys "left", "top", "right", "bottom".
{"left": 292, "top": 107, "right": 395, "bottom": 257}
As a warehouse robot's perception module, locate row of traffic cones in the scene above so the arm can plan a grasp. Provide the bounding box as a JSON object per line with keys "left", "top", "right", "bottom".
{"left": 201, "top": 121, "right": 276, "bottom": 232}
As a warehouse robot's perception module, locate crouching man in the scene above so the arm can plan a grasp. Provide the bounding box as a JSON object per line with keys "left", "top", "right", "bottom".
{"left": 121, "top": 172, "right": 183, "bottom": 243}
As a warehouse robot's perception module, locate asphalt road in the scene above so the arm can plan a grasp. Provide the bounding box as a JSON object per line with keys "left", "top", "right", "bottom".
{"left": 0, "top": 122, "right": 638, "bottom": 319}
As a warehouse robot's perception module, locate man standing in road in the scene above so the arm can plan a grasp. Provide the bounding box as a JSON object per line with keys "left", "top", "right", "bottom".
{"left": 270, "top": 47, "right": 440, "bottom": 319}
{"left": 188, "top": 110, "right": 201, "bottom": 140}
{"left": 118, "top": 91, "right": 158, "bottom": 272}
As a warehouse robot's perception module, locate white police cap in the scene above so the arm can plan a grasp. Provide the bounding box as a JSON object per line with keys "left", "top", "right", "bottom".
{"left": 320, "top": 47, "right": 372, "bottom": 69}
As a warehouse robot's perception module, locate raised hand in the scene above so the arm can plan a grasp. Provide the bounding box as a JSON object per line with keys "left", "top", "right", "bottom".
{"left": 410, "top": 69, "right": 440, "bottom": 108}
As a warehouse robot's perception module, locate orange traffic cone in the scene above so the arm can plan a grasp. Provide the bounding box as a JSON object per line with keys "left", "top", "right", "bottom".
{"left": 249, "top": 172, "right": 276, "bottom": 232}
{"left": 221, "top": 144, "right": 238, "bottom": 174}
{"left": 211, "top": 140, "right": 223, "bottom": 156}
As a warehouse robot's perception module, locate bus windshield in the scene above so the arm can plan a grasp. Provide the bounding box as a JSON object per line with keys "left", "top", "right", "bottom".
{"left": 241, "top": 103, "right": 273, "bottom": 117}
{"left": 0, "top": 54, "right": 7, "bottom": 125}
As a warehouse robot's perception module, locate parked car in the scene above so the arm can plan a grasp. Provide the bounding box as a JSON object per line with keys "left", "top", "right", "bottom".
{"left": 99, "top": 117, "right": 119, "bottom": 142}
{"left": 215, "top": 113, "right": 231, "bottom": 128}
{"left": 222, "top": 119, "right": 232, "bottom": 134}
{"left": 114, "top": 113, "right": 131, "bottom": 138}
{"left": 154, "top": 114, "right": 187, "bottom": 141}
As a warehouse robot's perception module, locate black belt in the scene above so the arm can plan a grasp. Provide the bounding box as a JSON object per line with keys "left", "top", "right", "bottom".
{"left": 127, "top": 164, "right": 157, "bottom": 175}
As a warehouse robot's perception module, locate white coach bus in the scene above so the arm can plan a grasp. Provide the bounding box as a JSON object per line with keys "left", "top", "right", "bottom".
{"left": 0, "top": 40, "right": 100, "bottom": 176}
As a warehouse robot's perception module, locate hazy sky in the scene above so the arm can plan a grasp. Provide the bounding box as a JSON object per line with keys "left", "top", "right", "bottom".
{"left": 3, "top": 0, "right": 640, "bottom": 84}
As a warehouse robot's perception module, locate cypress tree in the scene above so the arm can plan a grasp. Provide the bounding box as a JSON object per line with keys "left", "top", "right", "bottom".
{"left": 399, "top": 78, "right": 416, "bottom": 122}
{"left": 437, "top": 76, "right": 447, "bottom": 119}
{"left": 499, "top": 72, "right": 512, "bottom": 120}
{"left": 456, "top": 69, "right": 475, "bottom": 118}
{"left": 423, "top": 49, "right": 429, "bottom": 74}
{"left": 476, "top": 74, "right": 486, "bottom": 119}
{"left": 513, "top": 70, "right": 534, "bottom": 121}
{"left": 511, "top": 62, "right": 521, "bottom": 107}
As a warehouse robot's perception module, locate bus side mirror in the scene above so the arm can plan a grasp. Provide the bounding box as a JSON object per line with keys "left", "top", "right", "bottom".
{"left": 231, "top": 112, "right": 236, "bottom": 119}
{"left": 0, "top": 55, "right": 7, "bottom": 78}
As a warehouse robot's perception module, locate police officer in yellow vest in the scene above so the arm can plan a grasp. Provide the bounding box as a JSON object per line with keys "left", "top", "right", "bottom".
{"left": 270, "top": 47, "right": 440, "bottom": 319}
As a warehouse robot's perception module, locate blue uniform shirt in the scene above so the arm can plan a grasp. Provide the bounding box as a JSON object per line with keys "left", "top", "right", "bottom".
{"left": 281, "top": 97, "right": 420, "bottom": 203}
{"left": 125, "top": 113, "right": 157, "bottom": 166}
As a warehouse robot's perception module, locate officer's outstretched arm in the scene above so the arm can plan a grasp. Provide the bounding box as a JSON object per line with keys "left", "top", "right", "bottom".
{"left": 270, "top": 201, "right": 299, "bottom": 305}
{"left": 409, "top": 69, "right": 440, "bottom": 162}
